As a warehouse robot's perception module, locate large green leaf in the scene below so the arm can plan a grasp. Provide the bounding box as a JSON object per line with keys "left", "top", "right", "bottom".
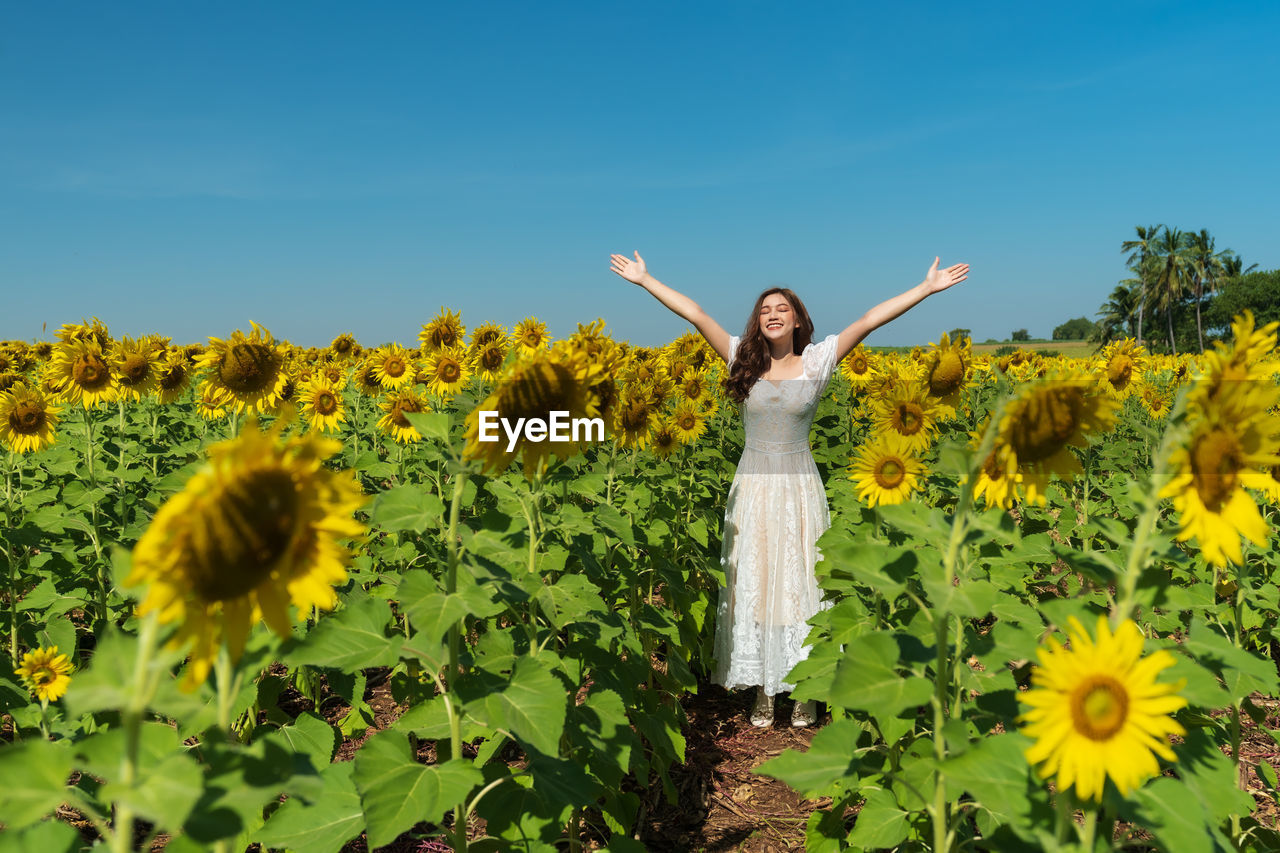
{"left": 352, "top": 730, "right": 482, "bottom": 849}
{"left": 941, "top": 732, "right": 1034, "bottom": 825}
{"left": 255, "top": 760, "right": 365, "bottom": 853}
{"left": 370, "top": 483, "right": 446, "bottom": 533}
{"left": 283, "top": 594, "right": 403, "bottom": 672}
{"left": 183, "top": 737, "right": 324, "bottom": 843}
{"left": 103, "top": 750, "right": 204, "bottom": 830}
{"left": 482, "top": 656, "right": 567, "bottom": 757}
{"left": 827, "top": 632, "right": 932, "bottom": 723}
{"left": 1182, "top": 619, "right": 1279, "bottom": 702}
{"left": 846, "top": 787, "right": 910, "bottom": 849}
{"left": 0, "top": 738, "right": 73, "bottom": 829}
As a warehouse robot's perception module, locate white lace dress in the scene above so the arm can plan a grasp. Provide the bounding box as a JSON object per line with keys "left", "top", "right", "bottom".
{"left": 712, "top": 333, "right": 840, "bottom": 697}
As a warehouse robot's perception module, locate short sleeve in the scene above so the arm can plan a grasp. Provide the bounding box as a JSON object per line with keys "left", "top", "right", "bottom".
{"left": 727, "top": 335, "right": 741, "bottom": 367}
{"left": 802, "top": 334, "right": 840, "bottom": 383}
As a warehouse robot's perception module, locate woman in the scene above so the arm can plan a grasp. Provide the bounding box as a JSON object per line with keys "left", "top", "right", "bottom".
{"left": 610, "top": 251, "right": 969, "bottom": 727}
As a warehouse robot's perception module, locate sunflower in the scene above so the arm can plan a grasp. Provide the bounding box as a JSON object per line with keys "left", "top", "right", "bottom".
{"left": 472, "top": 340, "right": 510, "bottom": 382}
{"left": 462, "top": 347, "right": 601, "bottom": 479}
{"left": 195, "top": 385, "right": 229, "bottom": 421}
{"left": 156, "top": 350, "right": 193, "bottom": 405}
{"left": 32, "top": 341, "right": 54, "bottom": 362}
{"left": 469, "top": 322, "right": 507, "bottom": 350}
{"left": 0, "top": 373, "right": 20, "bottom": 393}
{"left": 197, "top": 324, "right": 289, "bottom": 415}
{"left": 870, "top": 379, "right": 942, "bottom": 454}
{"left": 330, "top": 333, "right": 358, "bottom": 360}
{"left": 352, "top": 359, "right": 384, "bottom": 397}
{"left": 371, "top": 344, "right": 415, "bottom": 390}
{"left": 1097, "top": 340, "right": 1146, "bottom": 398}
{"left": 1019, "top": 615, "right": 1186, "bottom": 802}
{"left": 419, "top": 308, "right": 466, "bottom": 353}
{"left": 669, "top": 402, "right": 707, "bottom": 445}
{"left": 1158, "top": 394, "right": 1280, "bottom": 567}
{"left": 1186, "top": 310, "right": 1279, "bottom": 417}
{"left": 920, "top": 332, "right": 972, "bottom": 417}
{"left": 299, "top": 379, "right": 347, "bottom": 433}
{"left": 967, "top": 417, "right": 1023, "bottom": 511}
{"left": 1137, "top": 381, "right": 1173, "bottom": 420}
{"left": 126, "top": 420, "right": 367, "bottom": 691}
{"left": 512, "top": 317, "right": 550, "bottom": 356}
{"left": 993, "top": 371, "right": 1120, "bottom": 506}
{"left": 649, "top": 422, "right": 680, "bottom": 460}
{"left": 56, "top": 317, "right": 113, "bottom": 353}
{"left": 0, "top": 382, "right": 60, "bottom": 454}
{"left": 423, "top": 346, "right": 471, "bottom": 397}
{"left": 113, "top": 336, "right": 162, "bottom": 402}
{"left": 614, "top": 394, "right": 658, "bottom": 449}
{"left": 677, "top": 369, "right": 712, "bottom": 408}
{"left": 49, "top": 340, "right": 118, "bottom": 407}
{"left": 849, "top": 435, "right": 926, "bottom": 507}
{"left": 378, "top": 389, "right": 431, "bottom": 443}
{"left": 840, "top": 346, "right": 879, "bottom": 388}
{"left": 271, "top": 373, "right": 300, "bottom": 421}
{"left": 15, "top": 646, "right": 74, "bottom": 702}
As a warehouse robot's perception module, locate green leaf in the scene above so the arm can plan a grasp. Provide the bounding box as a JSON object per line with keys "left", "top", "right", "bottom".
{"left": 103, "top": 750, "right": 204, "bottom": 830}
{"left": 255, "top": 760, "right": 366, "bottom": 853}
{"left": 404, "top": 410, "right": 451, "bottom": 443}
{"left": 263, "top": 710, "right": 337, "bottom": 769}
{"left": 283, "top": 594, "right": 403, "bottom": 672}
{"left": 4, "top": 819, "right": 82, "bottom": 853}
{"left": 846, "top": 787, "right": 910, "bottom": 849}
{"left": 1183, "top": 619, "right": 1279, "bottom": 701}
{"left": 753, "top": 718, "right": 862, "bottom": 798}
{"left": 482, "top": 656, "right": 567, "bottom": 757}
{"left": 593, "top": 502, "right": 635, "bottom": 547}
{"left": 1127, "top": 777, "right": 1232, "bottom": 853}
{"left": 827, "top": 632, "right": 932, "bottom": 723}
{"left": 535, "top": 573, "right": 607, "bottom": 629}
{"left": 183, "top": 737, "right": 324, "bottom": 843}
{"left": 941, "top": 732, "right": 1034, "bottom": 824}
{"left": 0, "top": 738, "right": 73, "bottom": 829}
{"left": 352, "top": 731, "right": 482, "bottom": 848}
{"left": 370, "top": 484, "right": 446, "bottom": 534}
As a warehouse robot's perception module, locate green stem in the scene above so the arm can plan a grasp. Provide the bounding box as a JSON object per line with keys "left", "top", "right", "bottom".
{"left": 111, "top": 612, "right": 160, "bottom": 853}
{"left": 441, "top": 470, "right": 469, "bottom": 853}
{"left": 82, "top": 408, "right": 108, "bottom": 628}
{"left": 5, "top": 451, "right": 18, "bottom": 661}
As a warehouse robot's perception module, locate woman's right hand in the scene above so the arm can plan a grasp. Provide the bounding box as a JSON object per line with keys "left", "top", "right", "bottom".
{"left": 610, "top": 251, "right": 648, "bottom": 285}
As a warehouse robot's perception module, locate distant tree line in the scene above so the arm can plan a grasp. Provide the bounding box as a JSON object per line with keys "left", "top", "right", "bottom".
{"left": 1093, "top": 224, "right": 1263, "bottom": 354}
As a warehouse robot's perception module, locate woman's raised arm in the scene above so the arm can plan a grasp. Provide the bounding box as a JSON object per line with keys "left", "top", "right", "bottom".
{"left": 834, "top": 257, "right": 969, "bottom": 361}
{"left": 610, "top": 251, "right": 734, "bottom": 363}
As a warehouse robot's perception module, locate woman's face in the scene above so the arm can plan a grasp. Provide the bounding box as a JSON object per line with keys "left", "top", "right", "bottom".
{"left": 758, "top": 293, "right": 798, "bottom": 344}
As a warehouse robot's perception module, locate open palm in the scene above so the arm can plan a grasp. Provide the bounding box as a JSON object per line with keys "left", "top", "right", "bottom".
{"left": 924, "top": 257, "right": 970, "bottom": 294}
{"left": 610, "top": 251, "right": 647, "bottom": 285}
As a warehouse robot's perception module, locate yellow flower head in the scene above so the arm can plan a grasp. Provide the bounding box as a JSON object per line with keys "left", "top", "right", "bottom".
{"left": 669, "top": 401, "right": 707, "bottom": 445}
{"left": 0, "top": 382, "right": 60, "bottom": 454}
{"left": 16, "top": 646, "right": 74, "bottom": 702}
{"left": 378, "top": 389, "right": 432, "bottom": 443}
{"left": 196, "top": 323, "right": 289, "bottom": 415}
{"left": 1097, "top": 339, "right": 1146, "bottom": 398}
{"left": 329, "top": 333, "right": 358, "bottom": 360}
{"left": 870, "top": 378, "right": 943, "bottom": 455}
{"left": 371, "top": 344, "right": 415, "bottom": 391}
{"left": 126, "top": 420, "right": 367, "bottom": 691}
{"left": 113, "top": 336, "right": 162, "bottom": 402}
{"left": 156, "top": 350, "right": 193, "bottom": 405}
{"left": 299, "top": 378, "right": 348, "bottom": 434}
{"left": 920, "top": 332, "right": 972, "bottom": 416}
{"left": 1020, "top": 616, "right": 1186, "bottom": 802}
{"left": 419, "top": 308, "right": 466, "bottom": 353}
{"left": 424, "top": 345, "right": 471, "bottom": 398}
{"left": 512, "top": 317, "right": 550, "bottom": 356}
{"left": 50, "top": 340, "right": 119, "bottom": 408}
{"left": 849, "top": 434, "right": 926, "bottom": 507}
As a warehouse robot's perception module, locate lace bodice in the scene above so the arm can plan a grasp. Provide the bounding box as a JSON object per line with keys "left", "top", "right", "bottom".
{"left": 727, "top": 334, "right": 841, "bottom": 452}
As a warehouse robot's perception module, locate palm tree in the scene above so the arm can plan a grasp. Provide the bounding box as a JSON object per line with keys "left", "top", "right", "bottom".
{"left": 1221, "top": 252, "right": 1258, "bottom": 279}
{"left": 1121, "top": 224, "right": 1162, "bottom": 348}
{"left": 1149, "top": 227, "right": 1191, "bottom": 355}
{"left": 1187, "top": 229, "right": 1226, "bottom": 353}
{"left": 1094, "top": 281, "right": 1138, "bottom": 346}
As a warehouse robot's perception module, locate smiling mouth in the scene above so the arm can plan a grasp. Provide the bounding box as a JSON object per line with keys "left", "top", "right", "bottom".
{"left": 766, "top": 322, "right": 783, "bottom": 330}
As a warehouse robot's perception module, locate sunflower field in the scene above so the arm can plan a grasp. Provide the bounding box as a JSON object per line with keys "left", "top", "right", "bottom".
{"left": 2, "top": 309, "right": 1280, "bottom": 852}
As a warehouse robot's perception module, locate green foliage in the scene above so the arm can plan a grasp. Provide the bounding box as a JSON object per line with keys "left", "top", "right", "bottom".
{"left": 1052, "top": 316, "right": 1097, "bottom": 340}
{"left": 1010, "top": 328, "right": 1030, "bottom": 341}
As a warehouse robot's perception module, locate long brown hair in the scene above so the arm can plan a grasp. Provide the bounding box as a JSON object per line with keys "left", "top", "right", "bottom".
{"left": 724, "top": 287, "right": 815, "bottom": 403}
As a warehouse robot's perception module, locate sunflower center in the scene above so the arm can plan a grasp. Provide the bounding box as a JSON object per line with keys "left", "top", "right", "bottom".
{"left": 219, "top": 343, "right": 278, "bottom": 394}
{"left": 482, "top": 347, "right": 504, "bottom": 372}
{"left": 1070, "top": 675, "right": 1129, "bottom": 741}
{"left": 438, "top": 360, "right": 460, "bottom": 383}
{"left": 121, "top": 353, "right": 150, "bottom": 384}
{"left": 851, "top": 354, "right": 868, "bottom": 375}
{"left": 73, "top": 353, "right": 111, "bottom": 389}
{"left": 1009, "top": 388, "right": 1082, "bottom": 463}
{"left": 333, "top": 337, "right": 353, "bottom": 354}
{"left": 9, "top": 401, "right": 46, "bottom": 435}
{"left": 929, "top": 351, "right": 965, "bottom": 396}
{"left": 893, "top": 403, "right": 922, "bottom": 435}
{"left": 33, "top": 668, "right": 55, "bottom": 686}
{"left": 189, "top": 468, "right": 298, "bottom": 602}
{"left": 160, "top": 365, "right": 187, "bottom": 390}
{"left": 1107, "top": 356, "right": 1133, "bottom": 390}
{"left": 326, "top": 368, "right": 343, "bottom": 384}
{"left": 316, "top": 392, "right": 338, "bottom": 415}
{"left": 1191, "top": 428, "right": 1242, "bottom": 512}
{"left": 685, "top": 380, "right": 703, "bottom": 399}
{"left": 384, "top": 358, "right": 406, "bottom": 378}
{"left": 678, "top": 413, "right": 696, "bottom": 430}
{"left": 392, "top": 396, "right": 423, "bottom": 428}
{"left": 620, "top": 403, "right": 651, "bottom": 433}
{"left": 875, "top": 457, "right": 905, "bottom": 488}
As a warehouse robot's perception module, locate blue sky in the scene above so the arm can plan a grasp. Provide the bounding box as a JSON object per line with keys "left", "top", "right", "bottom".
{"left": 3, "top": 1, "right": 1278, "bottom": 348}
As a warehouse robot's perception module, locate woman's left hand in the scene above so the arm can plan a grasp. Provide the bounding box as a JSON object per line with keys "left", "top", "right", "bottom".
{"left": 924, "top": 257, "right": 969, "bottom": 294}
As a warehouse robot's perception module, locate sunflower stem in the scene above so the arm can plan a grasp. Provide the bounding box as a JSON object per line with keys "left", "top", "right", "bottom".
{"left": 82, "top": 407, "right": 109, "bottom": 629}
{"left": 5, "top": 451, "right": 18, "bottom": 661}
{"left": 443, "top": 468, "right": 469, "bottom": 853}
{"left": 112, "top": 611, "right": 159, "bottom": 853}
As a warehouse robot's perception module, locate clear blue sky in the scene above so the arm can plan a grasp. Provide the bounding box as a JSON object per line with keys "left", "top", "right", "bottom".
{"left": 3, "top": 1, "right": 1278, "bottom": 348}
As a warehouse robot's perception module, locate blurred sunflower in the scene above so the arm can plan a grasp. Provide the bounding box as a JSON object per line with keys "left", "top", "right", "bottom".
{"left": 15, "top": 646, "right": 74, "bottom": 702}
{"left": 0, "top": 382, "right": 60, "bottom": 454}
{"left": 371, "top": 344, "right": 415, "bottom": 390}
{"left": 840, "top": 346, "right": 879, "bottom": 388}
{"left": 423, "top": 346, "right": 471, "bottom": 397}
{"left": 195, "top": 385, "right": 229, "bottom": 421}
{"left": 299, "top": 379, "right": 347, "bottom": 433}
{"left": 469, "top": 322, "right": 507, "bottom": 350}
{"left": 649, "top": 422, "right": 680, "bottom": 460}
{"left": 850, "top": 435, "right": 926, "bottom": 507}
{"left": 463, "top": 347, "right": 601, "bottom": 478}
{"left": 669, "top": 401, "right": 707, "bottom": 445}
{"left": 330, "top": 333, "right": 358, "bottom": 360}
{"left": 920, "top": 332, "right": 972, "bottom": 417}
{"left": 1020, "top": 615, "right": 1186, "bottom": 802}
{"left": 994, "top": 371, "right": 1120, "bottom": 506}
{"left": 49, "top": 340, "right": 118, "bottom": 408}
{"left": 472, "top": 340, "right": 509, "bottom": 382}
{"left": 419, "top": 308, "right": 466, "bottom": 353}
{"left": 378, "top": 389, "right": 431, "bottom": 443}
{"left": 352, "top": 359, "right": 384, "bottom": 397}
{"left": 56, "top": 317, "right": 113, "bottom": 353}
{"left": 614, "top": 395, "right": 658, "bottom": 450}
{"left": 1158, "top": 392, "right": 1280, "bottom": 567}
{"left": 113, "top": 336, "right": 162, "bottom": 402}
{"left": 512, "top": 317, "right": 550, "bottom": 356}
{"left": 126, "top": 420, "right": 366, "bottom": 691}
{"left": 197, "top": 324, "right": 289, "bottom": 415}
{"left": 870, "top": 379, "right": 942, "bottom": 454}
